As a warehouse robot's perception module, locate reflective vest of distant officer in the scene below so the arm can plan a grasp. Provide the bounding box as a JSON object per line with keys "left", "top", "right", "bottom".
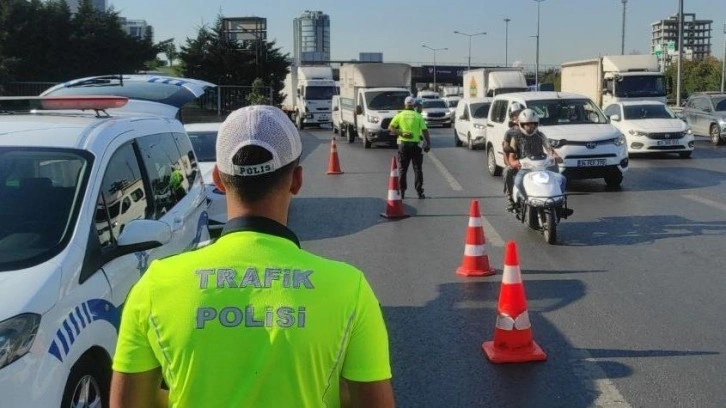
{"left": 388, "top": 96, "right": 432, "bottom": 199}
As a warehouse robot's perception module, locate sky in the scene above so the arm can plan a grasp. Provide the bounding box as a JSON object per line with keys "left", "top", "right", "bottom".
{"left": 108, "top": 0, "right": 726, "bottom": 70}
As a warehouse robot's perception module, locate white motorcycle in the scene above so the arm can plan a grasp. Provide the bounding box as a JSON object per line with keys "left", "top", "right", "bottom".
{"left": 511, "top": 154, "right": 572, "bottom": 244}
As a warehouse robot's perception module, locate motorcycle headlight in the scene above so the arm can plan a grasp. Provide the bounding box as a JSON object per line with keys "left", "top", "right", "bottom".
{"left": 613, "top": 134, "right": 626, "bottom": 146}
{"left": 0, "top": 314, "right": 40, "bottom": 369}
{"left": 628, "top": 129, "right": 648, "bottom": 137}
{"left": 548, "top": 138, "right": 565, "bottom": 148}
{"left": 474, "top": 124, "right": 486, "bottom": 130}
{"left": 366, "top": 115, "right": 380, "bottom": 123}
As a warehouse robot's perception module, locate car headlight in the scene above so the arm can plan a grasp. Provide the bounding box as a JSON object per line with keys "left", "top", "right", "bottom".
{"left": 548, "top": 138, "right": 565, "bottom": 148}
{"left": 686, "top": 128, "right": 693, "bottom": 135}
{"left": 613, "top": 134, "right": 626, "bottom": 146}
{"left": 366, "top": 115, "right": 380, "bottom": 123}
{"left": 628, "top": 130, "right": 648, "bottom": 137}
{"left": 0, "top": 314, "right": 40, "bottom": 369}
{"left": 474, "top": 124, "right": 486, "bottom": 130}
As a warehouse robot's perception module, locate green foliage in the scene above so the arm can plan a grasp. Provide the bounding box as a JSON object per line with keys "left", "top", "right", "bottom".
{"left": 664, "top": 57, "right": 723, "bottom": 101}
{"left": 178, "top": 16, "right": 290, "bottom": 105}
{"left": 246, "top": 78, "right": 270, "bottom": 105}
{"left": 0, "top": 0, "right": 161, "bottom": 86}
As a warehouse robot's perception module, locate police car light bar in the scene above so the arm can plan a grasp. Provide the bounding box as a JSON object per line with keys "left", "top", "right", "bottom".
{"left": 0, "top": 96, "right": 128, "bottom": 112}
{"left": 39, "top": 96, "right": 128, "bottom": 110}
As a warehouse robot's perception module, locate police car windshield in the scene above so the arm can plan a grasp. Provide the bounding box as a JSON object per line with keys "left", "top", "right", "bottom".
{"left": 187, "top": 131, "right": 217, "bottom": 162}
{"left": 623, "top": 104, "right": 675, "bottom": 120}
{"left": 0, "top": 148, "right": 90, "bottom": 271}
{"left": 527, "top": 99, "right": 608, "bottom": 126}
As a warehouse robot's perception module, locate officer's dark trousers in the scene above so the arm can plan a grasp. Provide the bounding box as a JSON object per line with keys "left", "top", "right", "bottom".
{"left": 398, "top": 142, "right": 424, "bottom": 195}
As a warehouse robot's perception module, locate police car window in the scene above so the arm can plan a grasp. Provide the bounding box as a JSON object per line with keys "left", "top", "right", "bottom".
{"left": 95, "top": 142, "right": 147, "bottom": 248}
{"left": 0, "top": 148, "right": 89, "bottom": 270}
{"left": 136, "top": 133, "right": 186, "bottom": 218}
{"left": 174, "top": 132, "right": 199, "bottom": 186}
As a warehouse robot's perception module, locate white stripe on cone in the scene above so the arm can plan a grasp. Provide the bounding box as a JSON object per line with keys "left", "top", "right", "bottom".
{"left": 468, "top": 217, "right": 483, "bottom": 227}
{"left": 388, "top": 190, "right": 402, "bottom": 200}
{"left": 495, "top": 311, "right": 532, "bottom": 330}
{"left": 501, "top": 264, "right": 523, "bottom": 285}
{"left": 464, "top": 244, "right": 486, "bottom": 256}
{"left": 390, "top": 170, "right": 399, "bottom": 177}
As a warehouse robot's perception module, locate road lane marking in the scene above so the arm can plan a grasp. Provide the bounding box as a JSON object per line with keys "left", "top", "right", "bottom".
{"left": 683, "top": 194, "right": 726, "bottom": 212}
{"left": 570, "top": 349, "right": 632, "bottom": 407}
{"left": 427, "top": 151, "right": 463, "bottom": 191}
{"left": 480, "top": 216, "right": 504, "bottom": 247}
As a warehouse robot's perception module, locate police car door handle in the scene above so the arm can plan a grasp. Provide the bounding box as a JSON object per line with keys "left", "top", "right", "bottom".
{"left": 172, "top": 215, "right": 184, "bottom": 231}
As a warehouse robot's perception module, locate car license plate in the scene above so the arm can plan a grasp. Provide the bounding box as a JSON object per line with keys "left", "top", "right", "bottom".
{"left": 318, "top": 115, "right": 329, "bottom": 121}
{"left": 577, "top": 159, "right": 607, "bottom": 167}
{"left": 657, "top": 139, "right": 679, "bottom": 146}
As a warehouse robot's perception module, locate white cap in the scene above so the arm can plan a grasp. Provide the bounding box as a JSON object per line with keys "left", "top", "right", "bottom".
{"left": 404, "top": 96, "right": 415, "bottom": 106}
{"left": 216, "top": 105, "right": 302, "bottom": 177}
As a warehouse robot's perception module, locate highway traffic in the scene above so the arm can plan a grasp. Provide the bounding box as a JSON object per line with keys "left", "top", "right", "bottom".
{"left": 295, "top": 125, "right": 726, "bottom": 407}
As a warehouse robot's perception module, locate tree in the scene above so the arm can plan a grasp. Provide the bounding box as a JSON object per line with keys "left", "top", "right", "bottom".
{"left": 665, "top": 56, "right": 722, "bottom": 101}
{"left": 246, "top": 78, "right": 270, "bottom": 105}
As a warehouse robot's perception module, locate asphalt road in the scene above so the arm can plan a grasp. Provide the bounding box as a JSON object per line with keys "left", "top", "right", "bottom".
{"left": 289, "top": 125, "right": 726, "bottom": 408}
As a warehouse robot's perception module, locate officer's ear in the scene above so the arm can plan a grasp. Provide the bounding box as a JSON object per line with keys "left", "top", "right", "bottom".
{"left": 212, "top": 165, "right": 226, "bottom": 193}
{"left": 290, "top": 165, "right": 303, "bottom": 195}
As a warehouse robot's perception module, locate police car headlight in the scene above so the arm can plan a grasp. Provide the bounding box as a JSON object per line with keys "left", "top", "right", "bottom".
{"left": 367, "top": 115, "right": 380, "bottom": 123}
{"left": 628, "top": 129, "right": 648, "bottom": 137}
{"left": 474, "top": 123, "right": 486, "bottom": 130}
{"left": 0, "top": 313, "right": 40, "bottom": 369}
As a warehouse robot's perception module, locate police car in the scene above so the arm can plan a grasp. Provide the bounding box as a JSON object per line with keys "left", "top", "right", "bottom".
{"left": 0, "top": 95, "right": 210, "bottom": 407}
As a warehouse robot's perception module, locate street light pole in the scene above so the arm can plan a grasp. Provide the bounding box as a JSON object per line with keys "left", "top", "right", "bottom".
{"left": 453, "top": 31, "right": 487, "bottom": 71}
{"left": 721, "top": 22, "right": 726, "bottom": 93}
{"left": 676, "top": 0, "right": 683, "bottom": 107}
{"left": 534, "top": 0, "right": 545, "bottom": 89}
{"left": 504, "top": 18, "right": 511, "bottom": 67}
{"left": 621, "top": 0, "right": 627, "bottom": 55}
{"left": 422, "top": 44, "right": 448, "bottom": 92}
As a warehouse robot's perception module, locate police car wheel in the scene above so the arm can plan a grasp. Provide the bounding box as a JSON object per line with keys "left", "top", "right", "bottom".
{"left": 61, "top": 353, "right": 110, "bottom": 408}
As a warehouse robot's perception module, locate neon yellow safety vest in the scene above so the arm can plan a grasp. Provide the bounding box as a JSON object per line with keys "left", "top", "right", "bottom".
{"left": 113, "top": 216, "right": 392, "bottom": 408}
{"left": 390, "top": 109, "right": 427, "bottom": 143}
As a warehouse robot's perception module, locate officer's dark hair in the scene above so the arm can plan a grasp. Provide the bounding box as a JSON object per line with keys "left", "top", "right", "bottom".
{"left": 219, "top": 145, "right": 299, "bottom": 203}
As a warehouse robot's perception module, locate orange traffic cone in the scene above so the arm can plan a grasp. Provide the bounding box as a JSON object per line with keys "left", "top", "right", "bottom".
{"left": 482, "top": 241, "right": 547, "bottom": 363}
{"left": 380, "top": 157, "right": 409, "bottom": 219}
{"left": 326, "top": 138, "right": 344, "bottom": 175}
{"left": 456, "top": 200, "right": 496, "bottom": 277}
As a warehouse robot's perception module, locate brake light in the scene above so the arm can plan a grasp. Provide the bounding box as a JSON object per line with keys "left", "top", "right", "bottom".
{"left": 40, "top": 96, "right": 128, "bottom": 110}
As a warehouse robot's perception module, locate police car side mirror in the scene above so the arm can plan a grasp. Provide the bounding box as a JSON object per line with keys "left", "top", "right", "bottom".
{"left": 115, "top": 219, "right": 171, "bottom": 256}
{"left": 610, "top": 114, "right": 620, "bottom": 122}
{"left": 333, "top": 106, "right": 339, "bottom": 111}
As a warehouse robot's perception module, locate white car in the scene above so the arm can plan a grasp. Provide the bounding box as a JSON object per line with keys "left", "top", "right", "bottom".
{"left": 420, "top": 98, "right": 452, "bottom": 128}
{"left": 604, "top": 101, "right": 694, "bottom": 158}
{"left": 442, "top": 96, "right": 461, "bottom": 121}
{"left": 185, "top": 122, "right": 226, "bottom": 236}
{"left": 486, "top": 92, "right": 628, "bottom": 188}
{"left": 454, "top": 97, "right": 492, "bottom": 150}
{"left": 0, "top": 94, "right": 210, "bottom": 408}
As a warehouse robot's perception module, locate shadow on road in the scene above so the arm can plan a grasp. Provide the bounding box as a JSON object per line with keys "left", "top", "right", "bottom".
{"left": 568, "top": 165, "right": 726, "bottom": 193}
{"left": 385, "top": 278, "right": 716, "bottom": 407}
{"left": 563, "top": 215, "right": 726, "bottom": 246}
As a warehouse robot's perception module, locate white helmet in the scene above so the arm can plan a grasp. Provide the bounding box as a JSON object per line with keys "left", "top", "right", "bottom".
{"left": 509, "top": 102, "right": 523, "bottom": 118}
{"left": 518, "top": 109, "right": 539, "bottom": 136}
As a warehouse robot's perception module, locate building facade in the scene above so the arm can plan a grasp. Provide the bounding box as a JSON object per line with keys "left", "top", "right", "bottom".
{"left": 119, "top": 18, "right": 153, "bottom": 41}
{"left": 222, "top": 17, "right": 267, "bottom": 46}
{"left": 66, "top": 0, "right": 106, "bottom": 13}
{"left": 293, "top": 10, "right": 330, "bottom": 65}
{"left": 651, "top": 13, "right": 712, "bottom": 68}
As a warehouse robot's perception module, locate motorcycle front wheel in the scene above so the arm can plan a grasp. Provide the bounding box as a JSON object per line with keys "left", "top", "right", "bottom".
{"left": 543, "top": 207, "right": 557, "bottom": 244}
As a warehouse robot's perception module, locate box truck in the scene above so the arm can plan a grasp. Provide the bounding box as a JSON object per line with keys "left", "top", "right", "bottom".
{"left": 281, "top": 65, "right": 337, "bottom": 129}
{"left": 463, "top": 67, "right": 528, "bottom": 99}
{"left": 338, "top": 63, "right": 412, "bottom": 148}
{"left": 560, "top": 55, "right": 667, "bottom": 107}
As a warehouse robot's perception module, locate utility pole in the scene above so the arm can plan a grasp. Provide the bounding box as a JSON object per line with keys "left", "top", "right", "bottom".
{"left": 676, "top": 0, "right": 683, "bottom": 107}
{"left": 534, "top": 0, "right": 545, "bottom": 89}
{"left": 721, "top": 22, "right": 726, "bottom": 93}
{"left": 621, "top": 0, "right": 627, "bottom": 55}
{"left": 422, "top": 44, "right": 447, "bottom": 92}
{"left": 504, "top": 18, "right": 511, "bottom": 67}
{"left": 453, "top": 31, "right": 486, "bottom": 71}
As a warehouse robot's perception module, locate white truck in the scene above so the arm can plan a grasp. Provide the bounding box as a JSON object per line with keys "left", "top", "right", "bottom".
{"left": 463, "top": 67, "right": 529, "bottom": 99}
{"left": 338, "top": 63, "right": 412, "bottom": 148}
{"left": 281, "top": 65, "right": 337, "bottom": 129}
{"left": 560, "top": 55, "right": 667, "bottom": 108}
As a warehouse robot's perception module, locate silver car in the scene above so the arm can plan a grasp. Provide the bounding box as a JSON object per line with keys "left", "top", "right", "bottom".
{"left": 420, "top": 98, "right": 452, "bottom": 128}
{"left": 682, "top": 92, "right": 726, "bottom": 145}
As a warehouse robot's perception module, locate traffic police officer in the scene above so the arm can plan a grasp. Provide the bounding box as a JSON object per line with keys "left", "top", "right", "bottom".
{"left": 388, "top": 96, "right": 431, "bottom": 199}
{"left": 111, "top": 106, "right": 395, "bottom": 408}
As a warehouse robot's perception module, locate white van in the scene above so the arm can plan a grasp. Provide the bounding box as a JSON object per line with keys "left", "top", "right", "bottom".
{"left": 485, "top": 92, "right": 628, "bottom": 188}
{"left": 0, "top": 77, "right": 214, "bottom": 407}
{"left": 454, "top": 97, "right": 492, "bottom": 149}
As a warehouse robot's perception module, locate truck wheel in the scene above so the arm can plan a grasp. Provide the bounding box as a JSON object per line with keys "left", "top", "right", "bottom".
{"left": 333, "top": 123, "right": 338, "bottom": 134}
{"left": 710, "top": 124, "right": 723, "bottom": 145}
{"left": 346, "top": 125, "right": 355, "bottom": 143}
{"left": 454, "top": 129, "right": 463, "bottom": 147}
{"left": 487, "top": 146, "right": 502, "bottom": 176}
{"left": 296, "top": 114, "right": 305, "bottom": 130}
{"left": 363, "top": 135, "right": 372, "bottom": 149}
